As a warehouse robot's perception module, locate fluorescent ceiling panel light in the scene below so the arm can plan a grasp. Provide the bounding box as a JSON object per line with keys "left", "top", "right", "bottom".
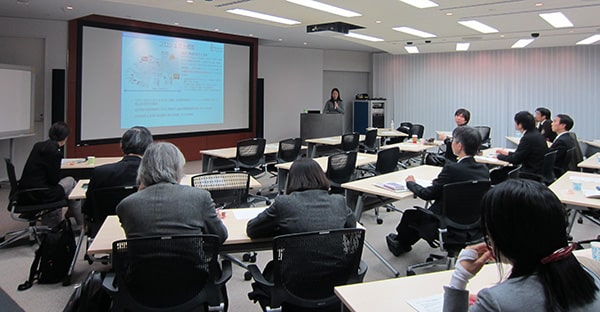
{"left": 226, "top": 8, "right": 301, "bottom": 25}
{"left": 393, "top": 26, "right": 436, "bottom": 38}
{"left": 512, "top": 39, "right": 534, "bottom": 48}
{"left": 405, "top": 46, "right": 419, "bottom": 53}
{"left": 456, "top": 42, "right": 470, "bottom": 51}
{"left": 345, "top": 32, "right": 384, "bottom": 42}
{"left": 458, "top": 20, "right": 499, "bottom": 34}
{"left": 576, "top": 34, "right": 600, "bottom": 45}
{"left": 399, "top": 0, "right": 439, "bottom": 9}
{"left": 539, "top": 12, "right": 573, "bottom": 28}
{"left": 286, "top": 0, "right": 361, "bottom": 17}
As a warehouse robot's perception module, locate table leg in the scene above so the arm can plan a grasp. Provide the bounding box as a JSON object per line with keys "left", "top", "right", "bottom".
{"left": 202, "top": 155, "right": 212, "bottom": 172}
{"left": 566, "top": 205, "right": 578, "bottom": 235}
{"left": 307, "top": 143, "right": 316, "bottom": 158}
{"left": 364, "top": 240, "right": 400, "bottom": 277}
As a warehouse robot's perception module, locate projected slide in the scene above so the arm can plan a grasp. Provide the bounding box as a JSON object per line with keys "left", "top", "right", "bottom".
{"left": 120, "top": 32, "right": 224, "bottom": 128}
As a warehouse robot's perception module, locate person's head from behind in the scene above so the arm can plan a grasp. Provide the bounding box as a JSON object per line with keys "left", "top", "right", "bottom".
{"left": 330, "top": 88, "right": 341, "bottom": 101}
{"left": 451, "top": 126, "right": 481, "bottom": 157}
{"left": 137, "top": 142, "right": 185, "bottom": 187}
{"left": 535, "top": 107, "right": 551, "bottom": 122}
{"left": 121, "top": 126, "right": 153, "bottom": 156}
{"left": 454, "top": 108, "right": 470, "bottom": 126}
{"left": 514, "top": 111, "right": 535, "bottom": 132}
{"left": 481, "top": 179, "right": 598, "bottom": 310}
{"left": 285, "top": 158, "right": 330, "bottom": 194}
{"left": 49, "top": 122, "right": 70, "bottom": 146}
{"left": 551, "top": 114, "right": 574, "bottom": 134}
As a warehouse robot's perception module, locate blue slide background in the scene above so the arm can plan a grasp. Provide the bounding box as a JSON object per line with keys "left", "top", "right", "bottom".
{"left": 120, "top": 32, "right": 224, "bottom": 128}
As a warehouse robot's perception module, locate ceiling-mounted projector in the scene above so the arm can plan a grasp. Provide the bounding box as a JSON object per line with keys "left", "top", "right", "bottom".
{"left": 306, "top": 22, "right": 363, "bottom": 34}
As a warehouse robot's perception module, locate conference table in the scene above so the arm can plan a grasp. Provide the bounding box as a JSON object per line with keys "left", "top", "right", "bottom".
{"left": 366, "top": 128, "right": 408, "bottom": 146}
{"left": 506, "top": 136, "right": 552, "bottom": 148}
{"left": 578, "top": 152, "right": 600, "bottom": 170}
{"left": 68, "top": 174, "right": 262, "bottom": 200}
{"left": 334, "top": 250, "right": 593, "bottom": 311}
{"left": 548, "top": 171, "right": 600, "bottom": 234}
{"left": 305, "top": 135, "right": 366, "bottom": 158}
{"left": 61, "top": 157, "right": 122, "bottom": 179}
{"left": 582, "top": 140, "right": 600, "bottom": 149}
{"left": 199, "top": 142, "right": 282, "bottom": 172}
{"left": 474, "top": 147, "right": 512, "bottom": 167}
{"left": 274, "top": 153, "right": 377, "bottom": 192}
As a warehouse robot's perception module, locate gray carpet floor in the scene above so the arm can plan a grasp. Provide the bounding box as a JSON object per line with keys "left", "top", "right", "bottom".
{"left": 1, "top": 160, "right": 599, "bottom": 311}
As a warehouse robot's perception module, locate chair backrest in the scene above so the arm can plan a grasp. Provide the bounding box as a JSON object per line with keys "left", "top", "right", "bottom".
{"left": 85, "top": 185, "right": 138, "bottom": 237}
{"left": 507, "top": 166, "right": 522, "bottom": 179}
{"left": 569, "top": 132, "right": 584, "bottom": 167}
{"left": 276, "top": 138, "right": 302, "bottom": 163}
{"left": 362, "top": 130, "right": 378, "bottom": 150}
{"left": 326, "top": 152, "right": 358, "bottom": 186}
{"left": 269, "top": 229, "right": 365, "bottom": 310}
{"left": 111, "top": 234, "right": 225, "bottom": 311}
{"left": 341, "top": 133, "right": 360, "bottom": 152}
{"left": 474, "top": 126, "right": 492, "bottom": 148}
{"left": 375, "top": 148, "right": 400, "bottom": 174}
{"left": 398, "top": 122, "right": 413, "bottom": 134}
{"left": 566, "top": 146, "right": 579, "bottom": 172}
{"left": 192, "top": 171, "right": 250, "bottom": 208}
{"left": 541, "top": 150, "right": 558, "bottom": 183}
{"left": 440, "top": 180, "right": 491, "bottom": 251}
{"left": 236, "top": 138, "right": 266, "bottom": 169}
{"left": 410, "top": 124, "right": 425, "bottom": 139}
{"left": 4, "top": 158, "right": 18, "bottom": 200}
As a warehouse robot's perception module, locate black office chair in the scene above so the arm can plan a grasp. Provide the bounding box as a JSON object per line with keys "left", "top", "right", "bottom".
{"left": 358, "top": 148, "right": 401, "bottom": 224}
{"left": 409, "top": 124, "right": 425, "bottom": 139}
{"left": 192, "top": 171, "right": 269, "bottom": 208}
{"left": 83, "top": 185, "right": 138, "bottom": 239}
{"left": 359, "top": 129, "right": 378, "bottom": 154}
{"left": 326, "top": 152, "right": 358, "bottom": 194}
{"left": 233, "top": 138, "right": 267, "bottom": 178}
{"left": 388, "top": 122, "right": 412, "bottom": 144}
{"left": 340, "top": 132, "right": 360, "bottom": 152}
{"left": 518, "top": 150, "right": 558, "bottom": 185}
{"left": 1, "top": 158, "right": 67, "bottom": 248}
{"left": 247, "top": 229, "right": 367, "bottom": 312}
{"left": 406, "top": 180, "right": 491, "bottom": 275}
{"left": 474, "top": 126, "right": 492, "bottom": 150}
{"left": 266, "top": 138, "right": 303, "bottom": 194}
{"left": 103, "top": 234, "right": 231, "bottom": 312}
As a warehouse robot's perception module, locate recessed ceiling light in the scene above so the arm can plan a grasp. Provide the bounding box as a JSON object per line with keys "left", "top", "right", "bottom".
{"left": 500, "top": 34, "right": 505, "bottom": 38}
{"left": 535, "top": 2, "right": 543, "bottom": 6}
{"left": 65, "top": 6, "right": 73, "bottom": 10}
{"left": 576, "top": 34, "right": 600, "bottom": 45}
{"left": 539, "top": 12, "right": 573, "bottom": 28}
{"left": 512, "top": 39, "right": 534, "bottom": 48}
{"left": 399, "top": 0, "right": 439, "bottom": 9}
{"left": 278, "top": 38, "right": 283, "bottom": 41}
{"left": 345, "top": 32, "right": 384, "bottom": 42}
{"left": 226, "top": 8, "right": 301, "bottom": 25}
{"left": 303, "top": 42, "right": 308, "bottom": 45}
{"left": 376, "top": 20, "right": 382, "bottom": 24}
{"left": 458, "top": 20, "right": 499, "bottom": 34}
{"left": 393, "top": 26, "right": 436, "bottom": 38}
{"left": 186, "top": 0, "right": 194, "bottom": 3}
{"left": 404, "top": 45, "right": 419, "bottom": 53}
{"left": 286, "top": 0, "right": 361, "bottom": 17}
{"left": 456, "top": 42, "right": 470, "bottom": 51}
{"left": 446, "top": 12, "right": 453, "bottom": 16}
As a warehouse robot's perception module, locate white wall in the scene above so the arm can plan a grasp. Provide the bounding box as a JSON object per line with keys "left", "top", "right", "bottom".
{"left": 0, "top": 17, "right": 68, "bottom": 178}
{"left": 374, "top": 46, "right": 600, "bottom": 148}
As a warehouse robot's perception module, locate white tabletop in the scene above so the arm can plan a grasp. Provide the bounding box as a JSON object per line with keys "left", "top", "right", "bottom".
{"left": 548, "top": 171, "right": 600, "bottom": 209}
{"left": 582, "top": 140, "right": 600, "bottom": 149}
{"left": 578, "top": 153, "right": 600, "bottom": 170}
{"left": 61, "top": 157, "right": 122, "bottom": 169}
{"left": 380, "top": 141, "right": 444, "bottom": 153}
{"left": 275, "top": 153, "right": 377, "bottom": 171}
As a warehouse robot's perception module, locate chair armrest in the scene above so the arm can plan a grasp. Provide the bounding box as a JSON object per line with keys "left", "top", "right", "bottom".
{"left": 101, "top": 272, "right": 117, "bottom": 294}
{"left": 247, "top": 264, "right": 274, "bottom": 287}
{"left": 413, "top": 205, "right": 437, "bottom": 218}
{"left": 215, "top": 259, "right": 232, "bottom": 285}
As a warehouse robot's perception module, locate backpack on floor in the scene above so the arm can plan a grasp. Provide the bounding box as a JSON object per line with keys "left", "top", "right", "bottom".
{"left": 18, "top": 219, "right": 76, "bottom": 291}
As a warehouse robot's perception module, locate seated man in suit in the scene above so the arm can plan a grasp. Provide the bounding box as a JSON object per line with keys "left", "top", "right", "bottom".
{"left": 496, "top": 111, "right": 548, "bottom": 175}
{"left": 82, "top": 126, "right": 153, "bottom": 226}
{"left": 386, "top": 126, "right": 490, "bottom": 256}
{"left": 438, "top": 108, "right": 470, "bottom": 163}
{"left": 19, "top": 122, "right": 81, "bottom": 227}
{"left": 535, "top": 107, "right": 556, "bottom": 142}
{"left": 549, "top": 114, "right": 576, "bottom": 176}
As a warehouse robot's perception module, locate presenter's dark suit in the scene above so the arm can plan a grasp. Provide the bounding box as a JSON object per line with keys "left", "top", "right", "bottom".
{"left": 497, "top": 130, "right": 548, "bottom": 175}
{"left": 18, "top": 140, "right": 65, "bottom": 203}
{"left": 549, "top": 132, "right": 576, "bottom": 176}
{"left": 246, "top": 189, "right": 355, "bottom": 238}
{"left": 537, "top": 119, "right": 556, "bottom": 142}
{"left": 391, "top": 157, "right": 489, "bottom": 252}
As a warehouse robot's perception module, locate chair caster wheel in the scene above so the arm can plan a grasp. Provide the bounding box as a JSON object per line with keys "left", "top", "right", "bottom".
{"left": 376, "top": 218, "right": 383, "bottom": 225}
{"left": 244, "top": 271, "right": 252, "bottom": 281}
{"left": 577, "top": 217, "right": 583, "bottom": 224}
{"left": 243, "top": 253, "right": 250, "bottom": 262}
{"left": 426, "top": 257, "right": 434, "bottom": 262}
{"left": 243, "top": 252, "right": 258, "bottom": 262}
{"left": 84, "top": 254, "right": 93, "bottom": 265}
{"left": 406, "top": 270, "right": 415, "bottom": 276}
{"left": 266, "top": 200, "right": 272, "bottom": 205}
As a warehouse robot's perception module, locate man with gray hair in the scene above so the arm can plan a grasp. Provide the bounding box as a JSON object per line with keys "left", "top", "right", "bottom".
{"left": 116, "top": 142, "right": 228, "bottom": 242}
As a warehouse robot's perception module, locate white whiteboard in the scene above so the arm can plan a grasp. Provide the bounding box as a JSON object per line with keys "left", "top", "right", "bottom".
{"left": 0, "top": 64, "right": 34, "bottom": 139}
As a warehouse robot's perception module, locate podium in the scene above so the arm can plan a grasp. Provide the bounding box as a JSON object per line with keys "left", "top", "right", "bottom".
{"left": 300, "top": 113, "right": 344, "bottom": 140}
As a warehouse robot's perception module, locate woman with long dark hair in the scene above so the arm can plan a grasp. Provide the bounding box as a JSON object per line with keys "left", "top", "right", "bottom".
{"left": 443, "top": 179, "right": 600, "bottom": 311}
{"left": 323, "top": 88, "right": 344, "bottom": 114}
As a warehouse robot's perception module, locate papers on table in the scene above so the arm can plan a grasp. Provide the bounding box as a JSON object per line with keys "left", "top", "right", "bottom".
{"left": 583, "top": 189, "right": 600, "bottom": 199}
{"left": 61, "top": 158, "right": 86, "bottom": 165}
{"left": 373, "top": 179, "right": 432, "bottom": 193}
{"left": 231, "top": 209, "right": 263, "bottom": 220}
{"left": 570, "top": 176, "right": 600, "bottom": 183}
{"left": 407, "top": 293, "right": 443, "bottom": 312}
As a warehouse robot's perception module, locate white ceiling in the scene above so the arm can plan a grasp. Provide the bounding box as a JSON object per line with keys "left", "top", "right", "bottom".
{"left": 3, "top": 0, "right": 600, "bottom": 54}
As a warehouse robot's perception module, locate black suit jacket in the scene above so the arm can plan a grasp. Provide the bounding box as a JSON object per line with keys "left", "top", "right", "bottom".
{"left": 498, "top": 130, "right": 548, "bottom": 175}
{"left": 406, "top": 157, "right": 490, "bottom": 215}
{"left": 550, "top": 132, "right": 576, "bottom": 176}
{"left": 537, "top": 119, "right": 556, "bottom": 142}
{"left": 18, "top": 140, "right": 65, "bottom": 203}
